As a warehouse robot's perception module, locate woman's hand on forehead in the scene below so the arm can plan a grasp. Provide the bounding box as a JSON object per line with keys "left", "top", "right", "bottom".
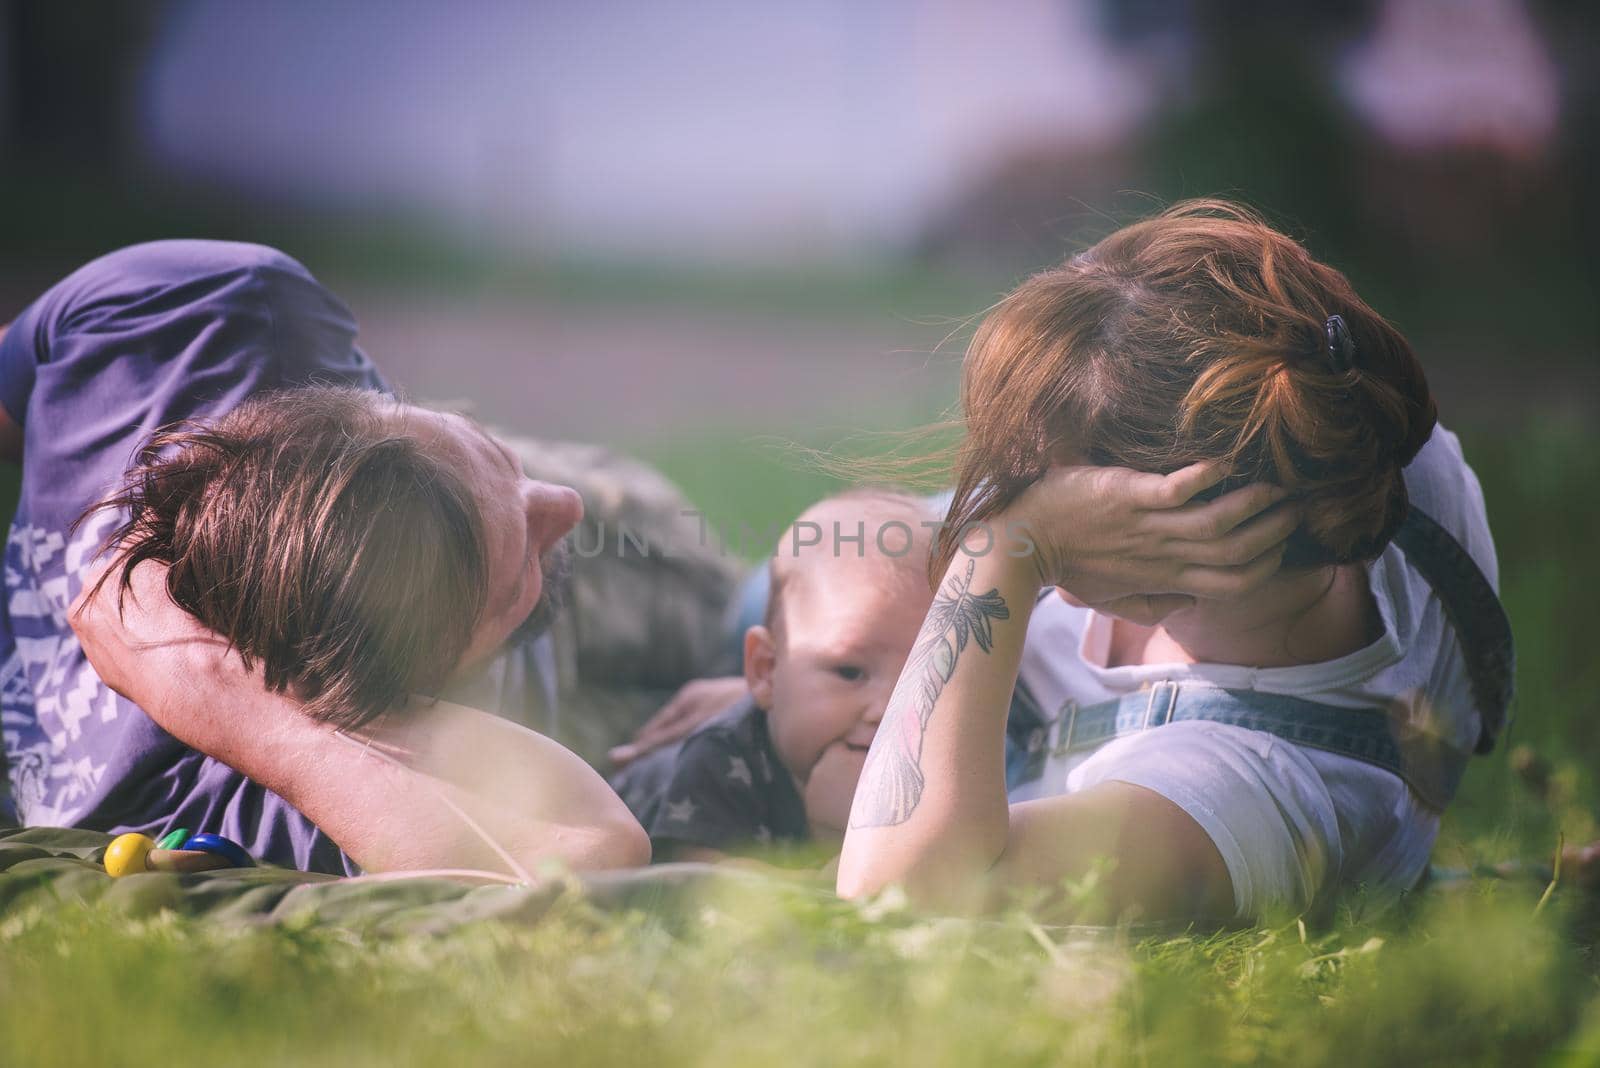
{"left": 1001, "top": 461, "right": 1300, "bottom": 605}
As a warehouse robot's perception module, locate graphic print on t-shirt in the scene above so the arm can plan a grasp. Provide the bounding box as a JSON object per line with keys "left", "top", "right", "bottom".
{"left": 0, "top": 240, "right": 393, "bottom": 870}
{"left": 2, "top": 508, "right": 122, "bottom": 824}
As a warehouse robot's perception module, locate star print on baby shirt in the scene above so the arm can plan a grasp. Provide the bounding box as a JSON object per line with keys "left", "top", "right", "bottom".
{"left": 664, "top": 797, "right": 699, "bottom": 824}
{"left": 640, "top": 698, "right": 809, "bottom": 857}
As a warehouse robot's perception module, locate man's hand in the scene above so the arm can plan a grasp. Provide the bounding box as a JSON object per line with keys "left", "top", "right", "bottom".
{"left": 70, "top": 560, "right": 226, "bottom": 716}
{"left": 71, "top": 560, "right": 651, "bottom": 876}
{"left": 1002, "top": 463, "right": 1300, "bottom": 620}
{"left": 609, "top": 675, "right": 747, "bottom": 768}
{"left": 71, "top": 560, "right": 284, "bottom": 769}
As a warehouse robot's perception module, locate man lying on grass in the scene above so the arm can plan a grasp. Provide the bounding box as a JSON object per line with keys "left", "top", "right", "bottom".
{"left": 1, "top": 241, "right": 645, "bottom": 876}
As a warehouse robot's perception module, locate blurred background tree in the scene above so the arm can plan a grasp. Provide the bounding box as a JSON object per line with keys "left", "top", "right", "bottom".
{"left": 3, "top": 1, "right": 163, "bottom": 172}
{"left": 3, "top": 0, "right": 1591, "bottom": 430}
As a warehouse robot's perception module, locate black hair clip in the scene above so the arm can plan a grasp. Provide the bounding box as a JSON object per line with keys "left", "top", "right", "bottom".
{"left": 1324, "top": 314, "right": 1356, "bottom": 372}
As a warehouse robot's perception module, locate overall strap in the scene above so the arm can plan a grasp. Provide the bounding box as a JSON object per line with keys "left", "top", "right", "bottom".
{"left": 1012, "top": 681, "right": 1464, "bottom": 808}
{"left": 1001, "top": 507, "right": 1511, "bottom": 806}
{"left": 1390, "top": 506, "right": 1515, "bottom": 753}
{"left": 1004, "top": 508, "right": 1516, "bottom": 799}
{"left": 1005, "top": 676, "right": 1051, "bottom": 790}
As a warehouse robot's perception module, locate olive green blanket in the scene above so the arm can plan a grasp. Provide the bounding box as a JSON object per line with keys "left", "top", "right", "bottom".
{"left": 0, "top": 827, "right": 777, "bottom": 935}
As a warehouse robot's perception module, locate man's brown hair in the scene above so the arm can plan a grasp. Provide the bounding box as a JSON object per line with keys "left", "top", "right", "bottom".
{"left": 937, "top": 198, "right": 1437, "bottom": 580}
{"left": 81, "top": 386, "right": 488, "bottom": 730}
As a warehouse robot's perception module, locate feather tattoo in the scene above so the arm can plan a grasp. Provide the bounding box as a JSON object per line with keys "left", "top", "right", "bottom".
{"left": 849, "top": 558, "right": 1010, "bottom": 828}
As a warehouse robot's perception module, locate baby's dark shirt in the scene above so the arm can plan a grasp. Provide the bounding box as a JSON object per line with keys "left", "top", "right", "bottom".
{"left": 638, "top": 698, "right": 809, "bottom": 859}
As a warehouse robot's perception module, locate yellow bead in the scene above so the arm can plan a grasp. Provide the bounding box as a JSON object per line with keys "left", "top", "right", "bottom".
{"left": 103, "top": 833, "right": 156, "bottom": 878}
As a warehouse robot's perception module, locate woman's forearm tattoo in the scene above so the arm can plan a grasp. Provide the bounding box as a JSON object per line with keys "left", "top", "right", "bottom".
{"left": 849, "top": 558, "right": 1010, "bottom": 829}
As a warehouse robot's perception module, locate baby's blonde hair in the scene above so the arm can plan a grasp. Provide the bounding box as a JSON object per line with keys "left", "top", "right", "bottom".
{"left": 765, "top": 487, "right": 932, "bottom": 635}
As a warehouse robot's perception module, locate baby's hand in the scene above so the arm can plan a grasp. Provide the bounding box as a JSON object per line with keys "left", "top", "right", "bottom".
{"left": 802, "top": 742, "right": 869, "bottom": 841}
{"left": 610, "top": 676, "right": 747, "bottom": 768}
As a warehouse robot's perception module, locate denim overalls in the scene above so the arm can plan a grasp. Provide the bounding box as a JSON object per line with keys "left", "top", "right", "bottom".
{"left": 1003, "top": 506, "right": 1514, "bottom": 812}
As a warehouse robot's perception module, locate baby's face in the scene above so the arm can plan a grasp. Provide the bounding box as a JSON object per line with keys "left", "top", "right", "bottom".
{"left": 747, "top": 553, "right": 932, "bottom": 838}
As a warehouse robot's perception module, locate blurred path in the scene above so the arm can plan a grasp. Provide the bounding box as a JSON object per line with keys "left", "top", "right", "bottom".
{"left": 340, "top": 287, "right": 1598, "bottom": 445}
{"left": 1, "top": 279, "right": 1591, "bottom": 446}
{"left": 341, "top": 286, "right": 965, "bottom": 445}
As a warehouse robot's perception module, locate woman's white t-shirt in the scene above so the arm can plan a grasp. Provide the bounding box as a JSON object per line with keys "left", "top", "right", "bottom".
{"left": 1011, "top": 426, "right": 1498, "bottom": 918}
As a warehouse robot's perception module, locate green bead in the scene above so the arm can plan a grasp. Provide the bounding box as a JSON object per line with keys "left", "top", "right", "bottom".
{"left": 155, "top": 828, "right": 190, "bottom": 851}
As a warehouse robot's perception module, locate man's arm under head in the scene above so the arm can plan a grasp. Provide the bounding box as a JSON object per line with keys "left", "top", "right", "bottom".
{"left": 71, "top": 559, "right": 650, "bottom": 876}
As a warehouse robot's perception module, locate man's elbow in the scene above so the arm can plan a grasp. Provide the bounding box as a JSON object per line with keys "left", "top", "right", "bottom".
{"left": 608, "top": 816, "right": 653, "bottom": 869}
{"left": 572, "top": 815, "right": 652, "bottom": 872}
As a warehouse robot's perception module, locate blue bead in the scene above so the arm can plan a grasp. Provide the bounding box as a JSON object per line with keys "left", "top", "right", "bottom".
{"left": 180, "top": 832, "right": 256, "bottom": 868}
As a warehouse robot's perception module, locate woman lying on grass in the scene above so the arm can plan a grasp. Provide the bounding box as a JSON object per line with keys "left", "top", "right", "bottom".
{"left": 837, "top": 200, "right": 1510, "bottom": 924}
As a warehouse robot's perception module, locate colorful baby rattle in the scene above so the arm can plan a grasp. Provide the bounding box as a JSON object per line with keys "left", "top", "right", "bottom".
{"left": 102, "top": 829, "right": 256, "bottom": 877}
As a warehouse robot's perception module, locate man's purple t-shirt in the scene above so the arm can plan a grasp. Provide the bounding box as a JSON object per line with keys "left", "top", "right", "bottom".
{"left": 0, "top": 241, "right": 391, "bottom": 873}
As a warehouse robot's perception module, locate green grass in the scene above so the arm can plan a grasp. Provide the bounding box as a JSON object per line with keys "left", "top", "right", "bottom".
{"left": 3, "top": 419, "right": 1598, "bottom": 1067}
{"left": 0, "top": 867, "right": 1593, "bottom": 1066}
{"left": 621, "top": 418, "right": 965, "bottom": 562}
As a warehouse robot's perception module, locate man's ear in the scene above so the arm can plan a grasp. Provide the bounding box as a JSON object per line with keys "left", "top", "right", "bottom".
{"left": 743, "top": 625, "right": 777, "bottom": 710}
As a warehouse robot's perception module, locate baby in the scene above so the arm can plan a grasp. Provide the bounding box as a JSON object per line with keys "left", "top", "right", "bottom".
{"left": 627, "top": 489, "right": 934, "bottom": 865}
